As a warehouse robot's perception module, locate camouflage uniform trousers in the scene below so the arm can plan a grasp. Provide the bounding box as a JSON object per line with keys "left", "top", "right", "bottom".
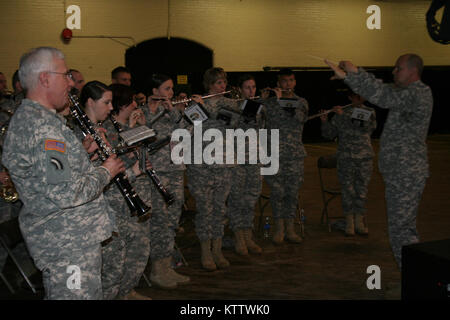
{"left": 384, "top": 174, "right": 427, "bottom": 268}
{"left": 187, "top": 166, "right": 232, "bottom": 242}
{"left": 337, "top": 157, "right": 373, "bottom": 216}
{"left": 226, "top": 165, "right": 262, "bottom": 231}
{"left": 101, "top": 183, "right": 151, "bottom": 299}
{"left": 264, "top": 157, "right": 304, "bottom": 219}
{"left": 39, "top": 243, "right": 103, "bottom": 300}
{"left": 149, "top": 170, "right": 184, "bottom": 261}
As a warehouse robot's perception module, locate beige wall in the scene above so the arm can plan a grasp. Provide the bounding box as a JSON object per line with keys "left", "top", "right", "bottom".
{"left": 0, "top": 0, "right": 448, "bottom": 87}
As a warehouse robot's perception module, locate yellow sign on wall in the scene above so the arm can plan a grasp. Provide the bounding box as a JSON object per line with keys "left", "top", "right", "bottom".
{"left": 177, "top": 75, "right": 188, "bottom": 85}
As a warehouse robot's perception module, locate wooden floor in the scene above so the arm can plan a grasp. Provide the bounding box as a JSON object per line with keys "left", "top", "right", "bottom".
{"left": 1, "top": 134, "right": 450, "bottom": 300}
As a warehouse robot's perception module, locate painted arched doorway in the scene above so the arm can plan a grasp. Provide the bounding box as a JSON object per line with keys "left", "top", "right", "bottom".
{"left": 125, "top": 37, "right": 213, "bottom": 96}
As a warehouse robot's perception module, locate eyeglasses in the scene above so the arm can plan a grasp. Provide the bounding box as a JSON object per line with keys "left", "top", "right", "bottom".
{"left": 47, "top": 71, "right": 74, "bottom": 81}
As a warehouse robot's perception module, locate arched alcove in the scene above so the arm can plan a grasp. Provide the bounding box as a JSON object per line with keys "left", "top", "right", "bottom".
{"left": 125, "top": 37, "right": 213, "bottom": 95}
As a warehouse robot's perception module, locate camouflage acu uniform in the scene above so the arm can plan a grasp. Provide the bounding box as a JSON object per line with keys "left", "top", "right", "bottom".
{"left": 321, "top": 104, "right": 376, "bottom": 216}
{"left": 97, "top": 119, "right": 151, "bottom": 299}
{"left": 186, "top": 97, "right": 240, "bottom": 241}
{"left": 2, "top": 99, "right": 115, "bottom": 300}
{"left": 143, "top": 106, "right": 186, "bottom": 261}
{"left": 0, "top": 95, "right": 35, "bottom": 281}
{"left": 0, "top": 96, "right": 22, "bottom": 223}
{"left": 345, "top": 69, "right": 433, "bottom": 266}
{"left": 226, "top": 101, "right": 264, "bottom": 232}
{"left": 263, "top": 95, "right": 308, "bottom": 219}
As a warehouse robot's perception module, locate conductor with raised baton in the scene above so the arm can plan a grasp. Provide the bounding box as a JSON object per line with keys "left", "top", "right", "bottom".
{"left": 324, "top": 54, "right": 433, "bottom": 268}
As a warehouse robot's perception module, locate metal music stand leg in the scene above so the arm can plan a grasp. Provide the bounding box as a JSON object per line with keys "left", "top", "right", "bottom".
{"left": 141, "top": 273, "right": 152, "bottom": 288}
{"left": 174, "top": 242, "right": 188, "bottom": 267}
{"left": 0, "top": 271, "right": 15, "bottom": 294}
{"left": 0, "top": 236, "right": 36, "bottom": 294}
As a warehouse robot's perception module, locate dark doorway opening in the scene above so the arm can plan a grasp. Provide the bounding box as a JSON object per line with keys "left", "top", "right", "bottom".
{"left": 125, "top": 37, "right": 213, "bottom": 96}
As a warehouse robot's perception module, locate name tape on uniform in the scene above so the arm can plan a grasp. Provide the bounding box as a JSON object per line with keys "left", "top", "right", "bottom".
{"left": 351, "top": 108, "right": 372, "bottom": 121}
{"left": 279, "top": 99, "right": 300, "bottom": 109}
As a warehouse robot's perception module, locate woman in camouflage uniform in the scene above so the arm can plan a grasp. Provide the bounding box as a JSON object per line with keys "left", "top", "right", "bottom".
{"left": 79, "top": 81, "right": 151, "bottom": 300}
{"left": 143, "top": 74, "right": 191, "bottom": 288}
{"left": 226, "top": 74, "right": 263, "bottom": 256}
{"left": 186, "top": 67, "right": 241, "bottom": 270}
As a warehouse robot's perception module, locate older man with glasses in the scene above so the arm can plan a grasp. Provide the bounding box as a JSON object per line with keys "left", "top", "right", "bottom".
{"left": 2, "top": 47, "right": 125, "bottom": 299}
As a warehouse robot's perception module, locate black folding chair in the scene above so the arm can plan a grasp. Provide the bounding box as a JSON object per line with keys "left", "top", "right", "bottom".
{"left": 0, "top": 218, "right": 37, "bottom": 294}
{"left": 317, "top": 154, "right": 342, "bottom": 232}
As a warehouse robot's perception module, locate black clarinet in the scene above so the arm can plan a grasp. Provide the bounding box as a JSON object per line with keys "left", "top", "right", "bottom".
{"left": 68, "top": 94, "right": 151, "bottom": 220}
{"left": 109, "top": 115, "right": 175, "bottom": 206}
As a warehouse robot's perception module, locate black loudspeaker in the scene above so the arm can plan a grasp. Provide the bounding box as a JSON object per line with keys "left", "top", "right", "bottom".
{"left": 402, "top": 239, "right": 450, "bottom": 300}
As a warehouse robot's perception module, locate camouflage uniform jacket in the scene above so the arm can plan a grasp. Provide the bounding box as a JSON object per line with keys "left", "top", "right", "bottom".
{"left": 187, "top": 96, "right": 241, "bottom": 169}
{"left": 143, "top": 105, "right": 186, "bottom": 172}
{"left": 345, "top": 69, "right": 433, "bottom": 178}
{"left": 321, "top": 104, "right": 376, "bottom": 159}
{"left": 100, "top": 119, "right": 139, "bottom": 180}
{"left": 2, "top": 99, "right": 114, "bottom": 262}
{"left": 0, "top": 98, "right": 15, "bottom": 160}
{"left": 264, "top": 94, "right": 308, "bottom": 158}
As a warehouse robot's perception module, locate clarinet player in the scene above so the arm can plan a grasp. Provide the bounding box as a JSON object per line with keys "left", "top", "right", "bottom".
{"left": 2, "top": 47, "right": 124, "bottom": 299}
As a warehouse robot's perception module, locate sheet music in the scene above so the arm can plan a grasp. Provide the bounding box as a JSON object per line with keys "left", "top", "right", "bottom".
{"left": 241, "top": 99, "right": 262, "bottom": 118}
{"left": 184, "top": 103, "right": 209, "bottom": 124}
{"left": 119, "top": 125, "right": 156, "bottom": 146}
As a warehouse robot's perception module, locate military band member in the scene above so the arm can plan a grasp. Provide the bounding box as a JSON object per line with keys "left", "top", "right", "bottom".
{"left": 186, "top": 67, "right": 240, "bottom": 271}
{"left": 143, "top": 74, "right": 191, "bottom": 288}
{"left": 325, "top": 54, "right": 433, "bottom": 267}
{"left": 226, "top": 74, "right": 263, "bottom": 256}
{"left": 320, "top": 91, "right": 376, "bottom": 236}
{"left": 0, "top": 70, "right": 35, "bottom": 288}
{"left": 2, "top": 47, "right": 124, "bottom": 299}
{"left": 111, "top": 66, "right": 131, "bottom": 87}
{"left": 68, "top": 69, "right": 85, "bottom": 96}
{"left": 79, "top": 81, "right": 151, "bottom": 300}
{"left": 262, "top": 68, "right": 308, "bottom": 245}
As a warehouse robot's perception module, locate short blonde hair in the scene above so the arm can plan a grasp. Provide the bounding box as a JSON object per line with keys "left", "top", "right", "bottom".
{"left": 203, "top": 67, "right": 227, "bottom": 91}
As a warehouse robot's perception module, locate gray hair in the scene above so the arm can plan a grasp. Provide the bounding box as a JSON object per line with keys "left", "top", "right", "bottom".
{"left": 18, "top": 47, "right": 65, "bottom": 91}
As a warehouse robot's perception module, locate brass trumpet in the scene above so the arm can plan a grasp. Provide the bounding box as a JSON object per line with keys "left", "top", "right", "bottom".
{"left": 0, "top": 182, "right": 19, "bottom": 202}
{"left": 0, "top": 170, "right": 19, "bottom": 203}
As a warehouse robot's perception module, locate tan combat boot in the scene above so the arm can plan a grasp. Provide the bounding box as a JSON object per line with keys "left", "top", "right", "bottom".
{"left": 200, "top": 240, "right": 217, "bottom": 271}
{"left": 150, "top": 258, "right": 177, "bottom": 289}
{"left": 243, "top": 229, "right": 262, "bottom": 254}
{"left": 272, "top": 218, "right": 285, "bottom": 245}
{"left": 284, "top": 219, "right": 303, "bottom": 243}
{"left": 345, "top": 213, "right": 355, "bottom": 236}
{"left": 163, "top": 257, "right": 191, "bottom": 284}
{"left": 234, "top": 229, "right": 249, "bottom": 256}
{"left": 211, "top": 238, "right": 230, "bottom": 269}
{"left": 354, "top": 213, "right": 369, "bottom": 235}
